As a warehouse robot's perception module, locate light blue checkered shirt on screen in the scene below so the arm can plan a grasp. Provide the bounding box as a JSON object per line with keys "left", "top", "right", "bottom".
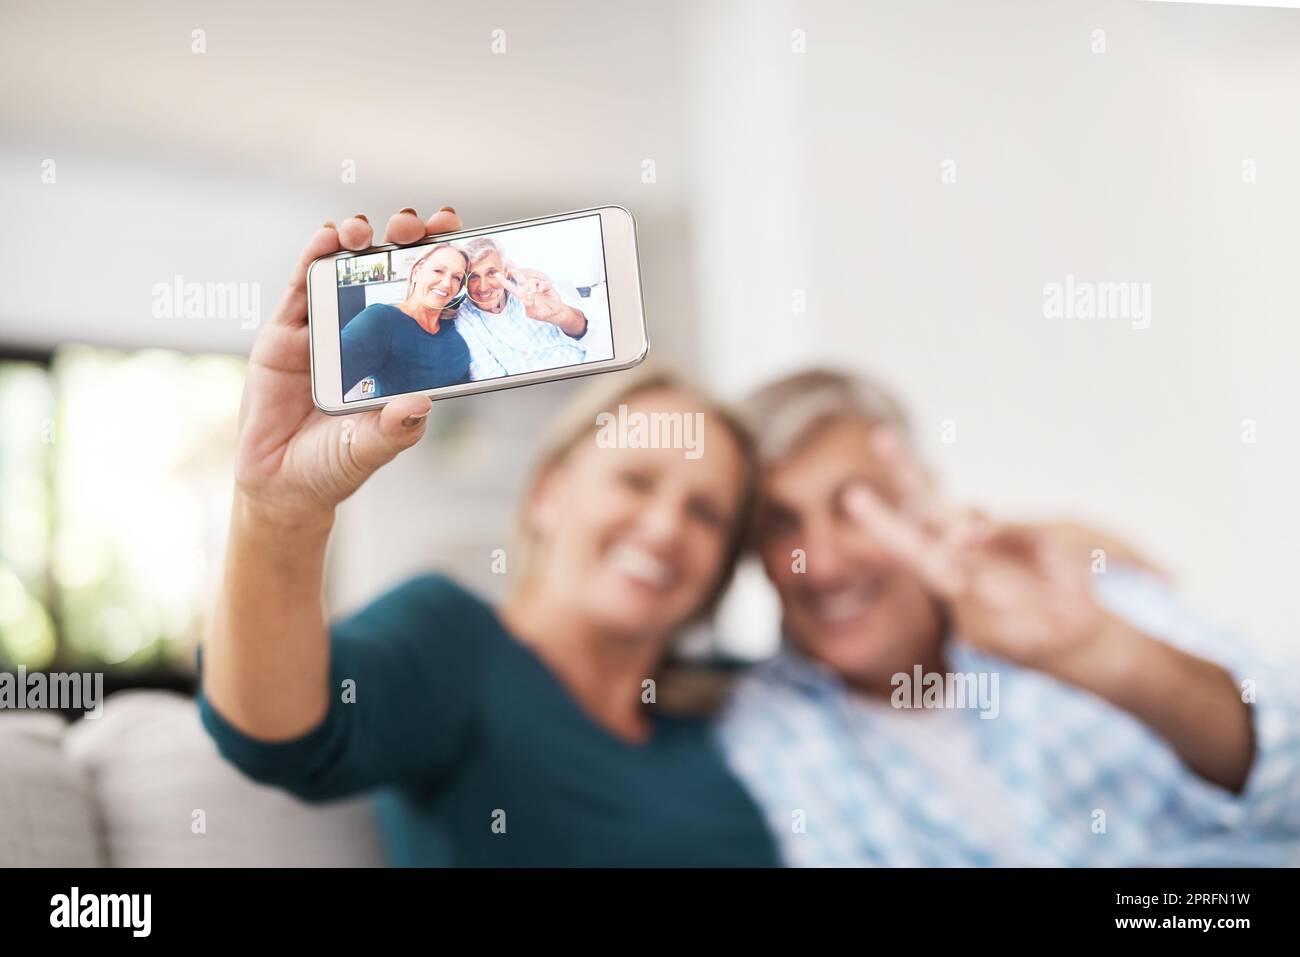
{"left": 452, "top": 293, "right": 587, "bottom": 380}
{"left": 715, "top": 568, "right": 1300, "bottom": 867}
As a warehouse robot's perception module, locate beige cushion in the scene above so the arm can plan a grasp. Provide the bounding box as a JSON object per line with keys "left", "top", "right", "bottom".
{"left": 0, "top": 712, "right": 105, "bottom": 867}
{"left": 64, "top": 690, "right": 384, "bottom": 867}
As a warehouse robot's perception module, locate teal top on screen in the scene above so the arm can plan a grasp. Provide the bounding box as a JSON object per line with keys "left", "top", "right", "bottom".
{"left": 340, "top": 303, "right": 471, "bottom": 398}
{"left": 196, "top": 575, "right": 778, "bottom": 867}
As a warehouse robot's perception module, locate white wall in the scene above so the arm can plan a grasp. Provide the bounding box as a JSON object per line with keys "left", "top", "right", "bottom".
{"left": 690, "top": 0, "right": 1300, "bottom": 657}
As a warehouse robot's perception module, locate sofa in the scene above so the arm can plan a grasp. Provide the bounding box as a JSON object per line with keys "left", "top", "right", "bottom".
{"left": 0, "top": 691, "right": 384, "bottom": 867}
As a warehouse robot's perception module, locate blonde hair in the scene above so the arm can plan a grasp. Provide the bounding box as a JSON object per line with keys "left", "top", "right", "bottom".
{"left": 514, "top": 364, "right": 759, "bottom": 620}
{"left": 404, "top": 242, "right": 468, "bottom": 304}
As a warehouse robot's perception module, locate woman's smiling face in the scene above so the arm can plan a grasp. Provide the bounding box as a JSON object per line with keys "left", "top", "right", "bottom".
{"left": 411, "top": 246, "right": 466, "bottom": 311}
{"left": 524, "top": 387, "right": 751, "bottom": 641}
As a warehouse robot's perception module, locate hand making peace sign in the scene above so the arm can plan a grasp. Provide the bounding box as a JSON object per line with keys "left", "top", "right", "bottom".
{"left": 503, "top": 262, "right": 586, "bottom": 332}
{"left": 840, "top": 427, "right": 1109, "bottom": 670}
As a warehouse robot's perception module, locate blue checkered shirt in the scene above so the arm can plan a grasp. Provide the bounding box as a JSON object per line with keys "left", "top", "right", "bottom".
{"left": 452, "top": 293, "right": 587, "bottom": 380}
{"left": 715, "top": 568, "right": 1300, "bottom": 866}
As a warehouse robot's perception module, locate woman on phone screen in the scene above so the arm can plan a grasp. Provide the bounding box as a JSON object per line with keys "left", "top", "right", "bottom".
{"left": 340, "top": 241, "right": 471, "bottom": 398}
{"left": 198, "top": 204, "right": 778, "bottom": 866}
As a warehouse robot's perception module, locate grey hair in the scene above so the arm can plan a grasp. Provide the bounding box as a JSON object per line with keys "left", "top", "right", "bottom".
{"left": 461, "top": 236, "right": 504, "bottom": 267}
{"left": 742, "top": 368, "right": 909, "bottom": 466}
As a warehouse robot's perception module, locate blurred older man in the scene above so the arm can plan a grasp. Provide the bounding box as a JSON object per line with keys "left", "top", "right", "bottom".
{"left": 717, "top": 369, "right": 1300, "bottom": 866}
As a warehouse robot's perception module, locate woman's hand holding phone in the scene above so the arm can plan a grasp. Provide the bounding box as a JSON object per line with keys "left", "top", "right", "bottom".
{"left": 236, "top": 205, "right": 462, "bottom": 523}
{"left": 205, "top": 204, "right": 461, "bottom": 743}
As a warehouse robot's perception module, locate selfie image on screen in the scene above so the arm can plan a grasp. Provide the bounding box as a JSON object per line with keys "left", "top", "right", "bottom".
{"left": 337, "top": 214, "right": 613, "bottom": 401}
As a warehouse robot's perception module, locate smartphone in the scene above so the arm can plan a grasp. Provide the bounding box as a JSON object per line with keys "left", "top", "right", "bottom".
{"left": 307, "top": 205, "right": 648, "bottom": 414}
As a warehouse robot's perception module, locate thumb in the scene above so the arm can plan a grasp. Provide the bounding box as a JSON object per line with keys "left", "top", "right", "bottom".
{"left": 348, "top": 393, "right": 432, "bottom": 476}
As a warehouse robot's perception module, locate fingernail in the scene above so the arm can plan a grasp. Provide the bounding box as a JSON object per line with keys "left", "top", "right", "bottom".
{"left": 399, "top": 207, "right": 419, "bottom": 217}
{"left": 402, "top": 411, "right": 430, "bottom": 427}
{"left": 322, "top": 220, "right": 336, "bottom": 229}
{"left": 438, "top": 206, "right": 456, "bottom": 215}
{"left": 353, "top": 213, "right": 369, "bottom": 224}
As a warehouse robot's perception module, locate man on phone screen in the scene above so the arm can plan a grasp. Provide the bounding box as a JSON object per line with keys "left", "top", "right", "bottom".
{"left": 452, "top": 236, "right": 590, "bottom": 380}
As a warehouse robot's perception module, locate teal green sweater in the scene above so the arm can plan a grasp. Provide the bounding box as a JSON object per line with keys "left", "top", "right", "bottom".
{"left": 197, "top": 575, "right": 777, "bottom": 867}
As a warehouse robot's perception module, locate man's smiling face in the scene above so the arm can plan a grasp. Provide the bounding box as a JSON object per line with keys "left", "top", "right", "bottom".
{"left": 467, "top": 251, "right": 508, "bottom": 312}
{"left": 756, "top": 416, "right": 944, "bottom": 687}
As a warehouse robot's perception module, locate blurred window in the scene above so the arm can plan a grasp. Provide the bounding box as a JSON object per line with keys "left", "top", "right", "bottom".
{"left": 0, "top": 346, "right": 244, "bottom": 675}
